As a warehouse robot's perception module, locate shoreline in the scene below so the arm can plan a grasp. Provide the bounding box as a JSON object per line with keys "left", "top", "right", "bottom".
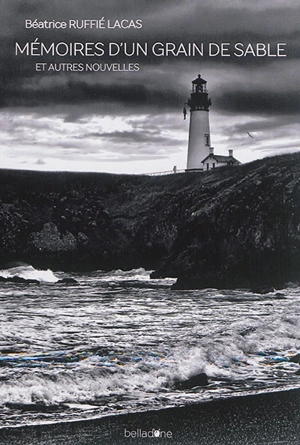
{"left": 1, "top": 387, "right": 300, "bottom": 444}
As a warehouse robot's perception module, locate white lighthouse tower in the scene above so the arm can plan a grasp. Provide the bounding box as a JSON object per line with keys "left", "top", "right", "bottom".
{"left": 186, "top": 74, "right": 212, "bottom": 171}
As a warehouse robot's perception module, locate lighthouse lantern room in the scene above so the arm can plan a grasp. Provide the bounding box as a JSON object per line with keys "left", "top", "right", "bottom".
{"left": 186, "top": 74, "right": 212, "bottom": 171}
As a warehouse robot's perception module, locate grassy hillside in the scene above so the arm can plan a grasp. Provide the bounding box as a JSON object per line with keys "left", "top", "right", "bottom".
{"left": 1, "top": 152, "right": 300, "bottom": 288}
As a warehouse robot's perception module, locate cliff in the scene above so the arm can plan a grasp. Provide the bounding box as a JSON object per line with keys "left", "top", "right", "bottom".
{"left": 0, "top": 152, "right": 300, "bottom": 289}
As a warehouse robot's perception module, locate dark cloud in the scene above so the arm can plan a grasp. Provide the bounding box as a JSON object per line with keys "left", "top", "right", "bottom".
{"left": 0, "top": 73, "right": 182, "bottom": 110}
{"left": 229, "top": 115, "right": 299, "bottom": 135}
{"left": 1, "top": 0, "right": 299, "bottom": 113}
{"left": 217, "top": 90, "right": 300, "bottom": 116}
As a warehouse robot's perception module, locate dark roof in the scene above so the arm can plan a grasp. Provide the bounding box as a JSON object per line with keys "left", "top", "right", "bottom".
{"left": 201, "top": 154, "right": 240, "bottom": 164}
{"left": 192, "top": 74, "right": 207, "bottom": 85}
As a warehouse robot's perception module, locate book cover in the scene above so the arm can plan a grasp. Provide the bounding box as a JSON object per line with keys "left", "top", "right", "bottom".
{"left": 0, "top": 1, "right": 299, "bottom": 444}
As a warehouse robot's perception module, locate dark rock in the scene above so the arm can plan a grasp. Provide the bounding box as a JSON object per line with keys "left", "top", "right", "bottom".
{"left": 0, "top": 276, "right": 39, "bottom": 284}
{"left": 250, "top": 287, "right": 275, "bottom": 294}
{"left": 290, "top": 353, "right": 300, "bottom": 364}
{"left": 173, "top": 373, "right": 209, "bottom": 390}
{"left": 30, "top": 222, "right": 77, "bottom": 253}
{"left": 57, "top": 278, "right": 78, "bottom": 285}
{"left": 274, "top": 292, "right": 286, "bottom": 299}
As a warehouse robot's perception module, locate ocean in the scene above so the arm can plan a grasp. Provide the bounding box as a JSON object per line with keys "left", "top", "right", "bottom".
{"left": 0, "top": 265, "right": 299, "bottom": 433}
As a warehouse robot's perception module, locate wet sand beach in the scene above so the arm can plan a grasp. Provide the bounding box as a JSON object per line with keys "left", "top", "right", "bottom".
{"left": 1, "top": 388, "right": 299, "bottom": 445}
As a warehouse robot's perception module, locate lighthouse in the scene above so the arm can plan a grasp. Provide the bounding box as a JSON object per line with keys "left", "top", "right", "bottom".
{"left": 186, "top": 75, "right": 212, "bottom": 171}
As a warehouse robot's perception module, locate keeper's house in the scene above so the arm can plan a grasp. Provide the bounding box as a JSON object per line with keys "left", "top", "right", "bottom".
{"left": 201, "top": 147, "right": 241, "bottom": 171}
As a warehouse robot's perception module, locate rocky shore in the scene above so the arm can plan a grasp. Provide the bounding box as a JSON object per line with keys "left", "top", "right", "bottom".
{"left": 0, "top": 152, "right": 300, "bottom": 289}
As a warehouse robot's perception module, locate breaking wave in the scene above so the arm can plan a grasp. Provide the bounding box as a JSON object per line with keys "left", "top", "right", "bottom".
{"left": 0, "top": 265, "right": 59, "bottom": 283}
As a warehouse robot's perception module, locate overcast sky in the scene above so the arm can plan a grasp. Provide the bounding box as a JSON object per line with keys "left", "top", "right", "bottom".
{"left": 0, "top": 0, "right": 299, "bottom": 174}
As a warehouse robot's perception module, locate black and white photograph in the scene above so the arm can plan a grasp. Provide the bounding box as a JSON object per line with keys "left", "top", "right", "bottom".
{"left": 0, "top": 1, "right": 300, "bottom": 444}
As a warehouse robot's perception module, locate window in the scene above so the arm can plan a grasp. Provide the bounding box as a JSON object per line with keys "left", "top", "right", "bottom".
{"left": 206, "top": 163, "right": 209, "bottom": 170}
{"left": 212, "top": 163, "right": 215, "bottom": 168}
{"left": 205, "top": 133, "right": 210, "bottom": 146}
